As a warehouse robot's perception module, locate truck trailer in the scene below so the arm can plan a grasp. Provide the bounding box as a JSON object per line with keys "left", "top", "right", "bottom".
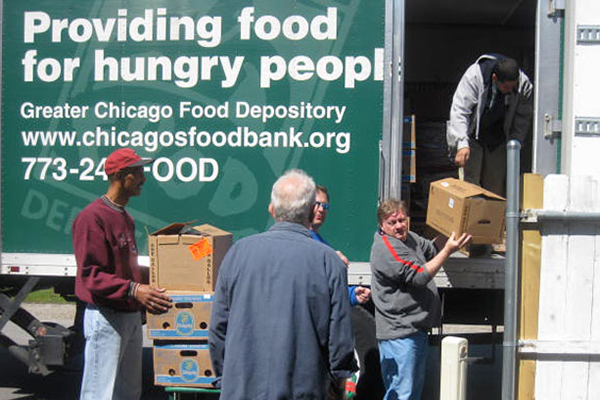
{"left": 1, "top": 0, "right": 599, "bottom": 398}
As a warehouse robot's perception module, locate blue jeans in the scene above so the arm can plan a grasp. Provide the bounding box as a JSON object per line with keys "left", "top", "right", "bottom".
{"left": 80, "top": 305, "right": 142, "bottom": 400}
{"left": 378, "top": 331, "right": 429, "bottom": 400}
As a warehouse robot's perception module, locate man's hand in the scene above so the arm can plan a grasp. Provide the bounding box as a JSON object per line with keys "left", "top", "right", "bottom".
{"left": 336, "top": 250, "right": 349, "bottom": 266}
{"left": 354, "top": 286, "right": 371, "bottom": 304}
{"left": 424, "top": 232, "right": 472, "bottom": 277}
{"left": 135, "top": 285, "right": 172, "bottom": 314}
{"left": 327, "top": 377, "right": 345, "bottom": 399}
{"left": 454, "top": 147, "right": 471, "bottom": 167}
{"left": 431, "top": 235, "right": 447, "bottom": 250}
{"left": 443, "top": 232, "right": 472, "bottom": 254}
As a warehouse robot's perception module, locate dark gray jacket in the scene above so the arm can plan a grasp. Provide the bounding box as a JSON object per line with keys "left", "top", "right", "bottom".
{"left": 370, "top": 231, "right": 441, "bottom": 340}
{"left": 209, "top": 222, "right": 356, "bottom": 399}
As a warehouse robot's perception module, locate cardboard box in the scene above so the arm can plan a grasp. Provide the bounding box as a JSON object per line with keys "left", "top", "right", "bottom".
{"left": 426, "top": 178, "right": 506, "bottom": 244}
{"left": 401, "top": 183, "right": 411, "bottom": 206}
{"left": 403, "top": 114, "right": 416, "bottom": 149}
{"left": 147, "top": 292, "right": 213, "bottom": 340}
{"left": 153, "top": 342, "right": 216, "bottom": 387}
{"left": 149, "top": 223, "right": 232, "bottom": 292}
{"left": 401, "top": 115, "right": 416, "bottom": 182}
{"left": 402, "top": 148, "right": 416, "bottom": 183}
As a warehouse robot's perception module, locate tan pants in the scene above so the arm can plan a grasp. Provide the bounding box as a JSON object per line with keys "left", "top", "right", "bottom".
{"left": 464, "top": 139, "right": 507, "bottom": 197}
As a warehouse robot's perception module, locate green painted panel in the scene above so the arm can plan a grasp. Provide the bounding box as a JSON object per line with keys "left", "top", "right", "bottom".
{"left": 2, "top": 0, "right": 384, "bottom": 260}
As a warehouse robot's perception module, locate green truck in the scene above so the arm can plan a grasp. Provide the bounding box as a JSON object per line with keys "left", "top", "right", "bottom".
{"left": 1, "top": 0, "right": 388, "bottom": 375}
{"left": 2, "top": 1, "right": 577, "bottom": 396}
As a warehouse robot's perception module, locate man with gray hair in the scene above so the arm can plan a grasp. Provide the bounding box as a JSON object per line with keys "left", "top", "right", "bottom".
{"left": 209, "top": 169, "right": 357, "bottom": 399}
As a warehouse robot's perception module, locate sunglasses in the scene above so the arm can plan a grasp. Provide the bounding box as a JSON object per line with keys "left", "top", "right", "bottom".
{"left": 315, "top": 201, "right": 330, "bottom": 210}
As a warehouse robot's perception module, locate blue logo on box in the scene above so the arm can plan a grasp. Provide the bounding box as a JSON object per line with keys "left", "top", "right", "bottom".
{"left": 175, "top": 311, "right": 194, "bottom": 335}
{"left": 181, "top": 359, "right": 198, "bottom": 382}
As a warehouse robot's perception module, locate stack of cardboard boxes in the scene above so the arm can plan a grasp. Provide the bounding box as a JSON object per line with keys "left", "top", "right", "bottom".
{"left": 402, "top": 115, "right": 417, "bottom": 206}
{"left": 147, "top": 223, "right": 232, "bottom": 388}
{"left": 402, "top": 114, "right": 417, "bottom": 185}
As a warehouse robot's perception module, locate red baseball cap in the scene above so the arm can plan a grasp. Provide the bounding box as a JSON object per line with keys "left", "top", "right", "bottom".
{"left": 104, "top": 148, "right": 154, "bottom": 176}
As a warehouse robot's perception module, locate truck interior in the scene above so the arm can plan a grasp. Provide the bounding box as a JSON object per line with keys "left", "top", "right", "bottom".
{"left": 362, "top": 3, "right": 538, "bottom": 396}
{"left": 403, "top": 0, "right": 536, "bottom": 241}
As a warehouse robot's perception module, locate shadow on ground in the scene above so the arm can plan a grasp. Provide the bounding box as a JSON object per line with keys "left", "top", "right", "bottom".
{"left": 0, "top": 347, "right": 166, "bottom": 400}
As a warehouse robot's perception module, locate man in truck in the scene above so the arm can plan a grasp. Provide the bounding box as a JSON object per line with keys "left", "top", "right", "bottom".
{"left": 446, "top": 54, "right": 533, "bottom": 197}
{"left": 209, "top": 169, "right": 357, "bottom": 399}
{"left": 72, "top": 148, "right": 172, "bottom": 400}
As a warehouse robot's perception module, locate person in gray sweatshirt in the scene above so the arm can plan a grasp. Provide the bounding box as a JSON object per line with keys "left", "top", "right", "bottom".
{"left": 446, "top": 54, "right": 533, "bottom": 197}
{"left": 370, "top": 199, "right": 470, "bottom": 400}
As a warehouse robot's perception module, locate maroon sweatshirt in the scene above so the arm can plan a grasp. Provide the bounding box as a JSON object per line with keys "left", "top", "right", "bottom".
{"left": 72, "top": 196, "right": 143, "bottom": 312}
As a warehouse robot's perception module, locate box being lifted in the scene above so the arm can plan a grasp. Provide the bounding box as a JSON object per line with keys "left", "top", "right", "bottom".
{"left": 149, "top": 223, "right": 232, "bottom": 292}
{"left": 426, "top": 178, "right": 506, "bottom": 244}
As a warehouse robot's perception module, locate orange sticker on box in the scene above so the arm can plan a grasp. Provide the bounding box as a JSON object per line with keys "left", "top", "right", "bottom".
{"left": 188, "top": 238, "right": 213, "bottom": 261}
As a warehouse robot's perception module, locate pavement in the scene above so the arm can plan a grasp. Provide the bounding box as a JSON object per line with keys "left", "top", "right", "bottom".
{"left": 1, "top": 303, "right": 502, "bottom": 400}
{"left": 0, "top": 303, "right": 166, "bottom": 400}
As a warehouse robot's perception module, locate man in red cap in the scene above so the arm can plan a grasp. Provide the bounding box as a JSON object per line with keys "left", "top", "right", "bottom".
{"left": 72, "top": 148, "right": 172, "bottom": 400}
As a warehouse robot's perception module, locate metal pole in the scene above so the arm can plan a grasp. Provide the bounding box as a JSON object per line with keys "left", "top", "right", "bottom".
{"left": 536, "top": 211, "right": 600, "bottom": 222}
{"left": 502, "top": 140, "right": 521, "bottom": 400}
{"left": 384, "top": 0, "right": 404, "bottom": 200}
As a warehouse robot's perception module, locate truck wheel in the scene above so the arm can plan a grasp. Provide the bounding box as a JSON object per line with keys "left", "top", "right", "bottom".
{"left": 351, "top": 304, "right": 385, "bottom": 400}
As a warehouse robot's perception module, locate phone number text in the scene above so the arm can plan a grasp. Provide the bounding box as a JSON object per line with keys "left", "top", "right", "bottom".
{"left": 21, "top": 157, "right": 218, "bottom": 182}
